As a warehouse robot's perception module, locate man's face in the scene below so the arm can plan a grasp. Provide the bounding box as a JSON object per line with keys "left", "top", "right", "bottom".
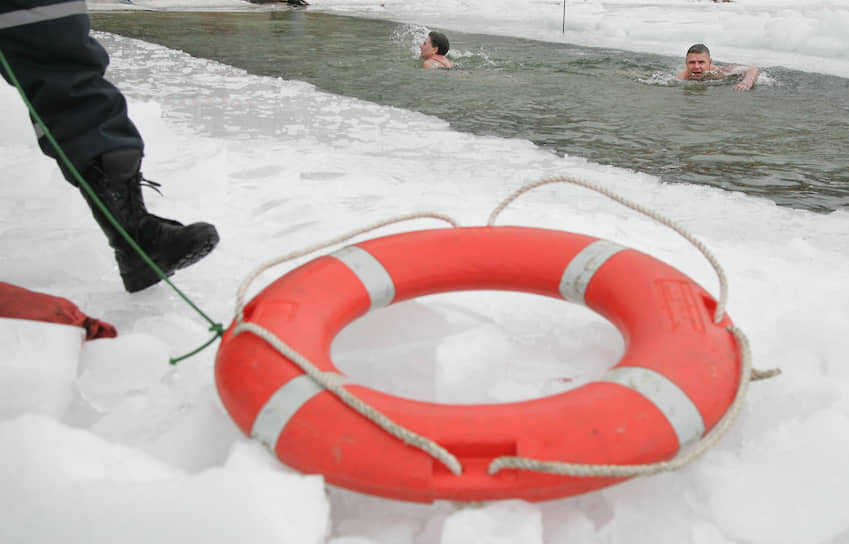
{"left": 685, "top": 52, "right": 712, "bottom": 79}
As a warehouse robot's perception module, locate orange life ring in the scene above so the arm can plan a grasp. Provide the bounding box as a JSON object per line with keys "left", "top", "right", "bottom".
{"left": 215, "top": 226, "right": 741, "bottom": 503}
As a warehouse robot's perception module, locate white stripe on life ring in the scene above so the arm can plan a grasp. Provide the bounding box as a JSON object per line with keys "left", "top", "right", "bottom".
{"left": 252, "top": 373, "right": 349, "bottom": 450}
{"left": 332, "top": 246, "right": 395, "bottom": 311}
{"left": 600, "top": 366, "right": 705, "bottom": 449}
{"left": 559, "top": 240, "right": 625, "bottom": 305}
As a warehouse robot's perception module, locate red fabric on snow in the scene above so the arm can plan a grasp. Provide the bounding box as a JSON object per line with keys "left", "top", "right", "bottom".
{"left": 0, "top": 282, "right": 117, "bottom": 340}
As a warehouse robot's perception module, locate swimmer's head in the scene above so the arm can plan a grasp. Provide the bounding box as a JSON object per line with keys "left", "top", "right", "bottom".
{"left": 684, "top": 43, "right": 712, "bottom": 79}
{"left": 428, "top": 31, "right": 450, "bottom": 55}
{"left": 686, "top": 43, "right": 710, "bottom": 57}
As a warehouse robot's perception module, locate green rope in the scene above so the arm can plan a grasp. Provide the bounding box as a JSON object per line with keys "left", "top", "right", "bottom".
{"left": 0, "top": 47, "right": 224, "bottom": 364}
{"left": 170, "top": 323, "right": 226, "bottom": 365}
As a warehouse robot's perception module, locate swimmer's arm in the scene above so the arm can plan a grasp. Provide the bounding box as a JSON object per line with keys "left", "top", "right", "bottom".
{"left": 723, "top": 64, "right": 760, "bottom": 90}
{"left": 734, "top": 66, "right": 760, "bottom": 90}
{"left": 675, "top": 68, "right": 689, "bottom": 80}
{"left": 422, "top": 59, "right": 438, "bottom": 69}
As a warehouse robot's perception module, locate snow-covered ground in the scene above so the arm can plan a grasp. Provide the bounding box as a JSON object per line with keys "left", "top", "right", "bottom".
{"left": 2, "top": 1, "right": 848, "bottom": 543}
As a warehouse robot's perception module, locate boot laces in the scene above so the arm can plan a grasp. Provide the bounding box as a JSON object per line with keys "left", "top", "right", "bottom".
{"left": 140, "top": 176, "right": 164, "bottom": 196}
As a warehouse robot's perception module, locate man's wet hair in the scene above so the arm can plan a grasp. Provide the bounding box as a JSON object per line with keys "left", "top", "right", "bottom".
{"left": 686, "top": 43, "right": 710, "bottom": 57}
{"left": 429, "top": 31, "right": 450, "bottom": 55}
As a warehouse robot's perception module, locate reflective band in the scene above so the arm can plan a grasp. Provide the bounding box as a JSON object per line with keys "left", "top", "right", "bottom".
{"left": 331, "top": 245, "right": 395, "bottom": 311}
{"left": 33, "top": 122, "right": 44, "bottom": 139}
{"left": 251, "top": 373, "right": 349, "bottom": 450}
{"left": 559, "top": 239, "right": 625, "bottom": 305}
{"left": 600, "top": 366, "right": 705, "bottom": 448}
{"left": 0, "top": 0, "right": 88, "bottom": 30}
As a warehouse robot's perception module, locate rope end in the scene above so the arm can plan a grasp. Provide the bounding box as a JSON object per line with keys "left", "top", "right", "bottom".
{"left": 751, "top": 367, "right": 782, "bottom": 380}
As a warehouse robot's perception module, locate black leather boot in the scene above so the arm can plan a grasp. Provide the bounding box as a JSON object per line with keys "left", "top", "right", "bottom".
{"left": 80, "top": 148, "right": 219, "bottom": 293}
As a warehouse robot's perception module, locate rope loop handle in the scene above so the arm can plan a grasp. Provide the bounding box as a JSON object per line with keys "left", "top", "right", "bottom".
{"left": 489, "top": 175, "right": 729, "bottom": 323}
{"left": 234, "top": 212, "right": 459, "bottom": 323}
{"left": 233, "top": 320, "right": 462, "bottom": 474}
{"left": 232, "top": 212, "right": 463, "bottom": 474}
{"left": 489, "top": 325, "right": 754, "bottom": 476}
{"left": 485, "top": 175, "right": 781, "bottom": 476}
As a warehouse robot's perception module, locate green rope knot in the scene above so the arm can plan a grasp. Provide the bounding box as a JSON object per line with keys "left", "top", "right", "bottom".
{"left": 169, "top": 322, "right": 225, "bottom": 366}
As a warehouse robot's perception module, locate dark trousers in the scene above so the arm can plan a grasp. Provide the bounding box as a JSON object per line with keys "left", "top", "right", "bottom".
{"left": 0, "top": 0, "right": 143, "bottom": 183}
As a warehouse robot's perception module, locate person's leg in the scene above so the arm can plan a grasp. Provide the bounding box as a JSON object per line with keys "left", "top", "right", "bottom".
{"left": 0, "top": 0, "right": 141, "bottom": 175}
{"left": 0, "top": 1, "right": 219, "bottom": 292}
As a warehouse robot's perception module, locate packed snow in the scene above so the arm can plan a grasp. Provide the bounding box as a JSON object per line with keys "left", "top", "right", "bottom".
{"left": 2, "top": 1, "right": 848, "bottom": 543}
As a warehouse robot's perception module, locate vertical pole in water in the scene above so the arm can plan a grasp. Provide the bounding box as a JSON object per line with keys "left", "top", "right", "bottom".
{"left": 562, "top": 1, "right": 566, "bottom": 34}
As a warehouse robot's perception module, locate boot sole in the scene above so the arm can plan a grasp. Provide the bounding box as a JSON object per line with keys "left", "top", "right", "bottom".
{"left": 121, "top": 230, "right": 220, "bottom": 293}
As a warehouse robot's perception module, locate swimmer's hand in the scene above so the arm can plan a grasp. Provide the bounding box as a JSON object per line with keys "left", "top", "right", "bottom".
{"left": 731, "top": 67, "right": 760, "bottom": 91}
{"left": 733, "top": 78, "right": 754, "bottom": 91}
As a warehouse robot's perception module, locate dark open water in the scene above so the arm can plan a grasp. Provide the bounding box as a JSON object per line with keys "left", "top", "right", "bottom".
{"left": 91, "top": 10, "right": 849, "bottom": 213}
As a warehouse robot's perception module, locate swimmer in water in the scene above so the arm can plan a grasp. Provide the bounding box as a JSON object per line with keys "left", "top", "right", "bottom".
{"left": 420, "top": 31, "right": 455, "bottom": 69}
{"left": 676, "top": 43, "right": 760, "bottom": 91}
